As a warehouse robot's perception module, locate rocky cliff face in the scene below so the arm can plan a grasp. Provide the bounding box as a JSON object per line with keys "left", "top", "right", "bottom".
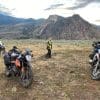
{"left": 34, "top": 14, "right": 100, "bottom": 40}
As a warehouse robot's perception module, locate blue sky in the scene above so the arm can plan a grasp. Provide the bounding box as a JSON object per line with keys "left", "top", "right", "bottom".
{"left": 0, "top": 0, "right": 100, "bottom": 25}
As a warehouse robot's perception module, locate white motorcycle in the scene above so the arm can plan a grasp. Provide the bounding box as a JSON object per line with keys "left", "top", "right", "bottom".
{"left": 89, "top": 47, "right": 100, "bottom": 80}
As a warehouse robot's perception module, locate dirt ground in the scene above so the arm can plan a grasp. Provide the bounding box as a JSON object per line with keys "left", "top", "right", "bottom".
{"left": 0, "top": 40, "right": 100, "bottom": 100}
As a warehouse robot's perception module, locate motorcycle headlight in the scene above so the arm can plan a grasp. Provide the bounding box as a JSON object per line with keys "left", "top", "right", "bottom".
{"left": 89, "top": 59, "right": 93, "bottom": 63}
{"left": 25, "top": 55, "right": 32, "bottom": 62}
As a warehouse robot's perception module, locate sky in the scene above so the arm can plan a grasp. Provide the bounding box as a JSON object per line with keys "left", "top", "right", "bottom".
{"left": 0, "top": 0, "right": 100, "bottom": 25}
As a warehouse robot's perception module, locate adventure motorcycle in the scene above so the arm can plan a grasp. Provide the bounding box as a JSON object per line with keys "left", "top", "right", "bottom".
{"left": 4, "top": 49, "right": 33, "bottom": 88}
{"left": 89, "top": 42, "right": 100, "bottom": 80}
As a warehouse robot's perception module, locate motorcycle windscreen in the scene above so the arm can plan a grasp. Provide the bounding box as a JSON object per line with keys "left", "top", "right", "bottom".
{"left": 25, "top": 55, "right": 31, "bottom": 62}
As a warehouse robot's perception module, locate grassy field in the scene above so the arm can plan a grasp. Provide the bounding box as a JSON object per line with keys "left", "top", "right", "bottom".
{"left": 0, "top": 39, "right": 100, "bottom": 100}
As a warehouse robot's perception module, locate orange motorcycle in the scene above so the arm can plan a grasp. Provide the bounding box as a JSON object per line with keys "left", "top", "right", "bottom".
{"left": 4, "top": 49, "right": 33, "bottom": 88}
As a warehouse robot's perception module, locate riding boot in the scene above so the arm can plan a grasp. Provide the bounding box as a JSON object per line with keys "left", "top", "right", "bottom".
{"left": 48, "top": 49, "right": 51, "bottom": 58}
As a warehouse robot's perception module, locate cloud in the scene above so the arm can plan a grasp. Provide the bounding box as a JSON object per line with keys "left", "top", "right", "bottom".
{"left": 95, "top": 19, "right": 100, "bottom": 22}
{"left": 67, "top": 0, "right": 100, "bottom": 10}
{"left": 44, "top": 0, "right": 100, "bottom": 11}
{"left": 0, "top": 4, "right": 12, "bottom": 15}
{"left": 44, "top": 4, "right": 64, "bottom": 10}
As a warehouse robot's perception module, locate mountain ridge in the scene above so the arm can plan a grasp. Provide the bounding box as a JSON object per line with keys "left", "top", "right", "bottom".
{"left": 0, "top": 14, "right": 100, "bottom": 39}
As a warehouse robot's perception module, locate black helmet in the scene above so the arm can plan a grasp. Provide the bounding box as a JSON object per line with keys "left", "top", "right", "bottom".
{"left": 13, "top": 46, "right": 18, "bottom": 49}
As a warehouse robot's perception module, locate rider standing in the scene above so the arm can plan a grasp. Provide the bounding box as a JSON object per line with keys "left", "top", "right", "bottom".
{"left": 46, "top": 39, "right": 52, "bottom": 58}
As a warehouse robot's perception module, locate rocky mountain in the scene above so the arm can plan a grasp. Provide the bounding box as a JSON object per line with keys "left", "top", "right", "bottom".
{"left": 34, "top": 14, "right": 100, "bottom": 39}
{"left": 0, "top": 14, "right": 100, "bottom": 39}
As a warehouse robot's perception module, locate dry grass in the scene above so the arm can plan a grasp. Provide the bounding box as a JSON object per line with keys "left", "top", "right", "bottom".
{"left": 0, "top": 40, "right": 100, "bottom": 100}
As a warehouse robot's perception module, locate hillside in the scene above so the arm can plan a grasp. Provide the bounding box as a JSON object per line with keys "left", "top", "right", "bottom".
{"left": 0, "top": 14, "right": 100, "bottom": 39}
{"left": 0, "top": 23, "right": 35, "bottom": 39}
{"left": 0, "top": 14, "right": 35, "bottom": 25}
{"left": 0, "top": 14, "right": 45, "bottom": 39}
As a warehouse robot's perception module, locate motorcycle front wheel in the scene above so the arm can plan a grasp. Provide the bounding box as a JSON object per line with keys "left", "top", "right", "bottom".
{"left": 91, "top": 66, "right": 100, "bottom": 80}
{"left": 19, "top": 66, "right": 33, "bottom": 88}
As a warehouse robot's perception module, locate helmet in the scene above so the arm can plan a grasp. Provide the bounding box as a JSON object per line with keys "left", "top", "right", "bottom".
{"left": 13, "top": 46, "right": 18, "bottom": 49}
